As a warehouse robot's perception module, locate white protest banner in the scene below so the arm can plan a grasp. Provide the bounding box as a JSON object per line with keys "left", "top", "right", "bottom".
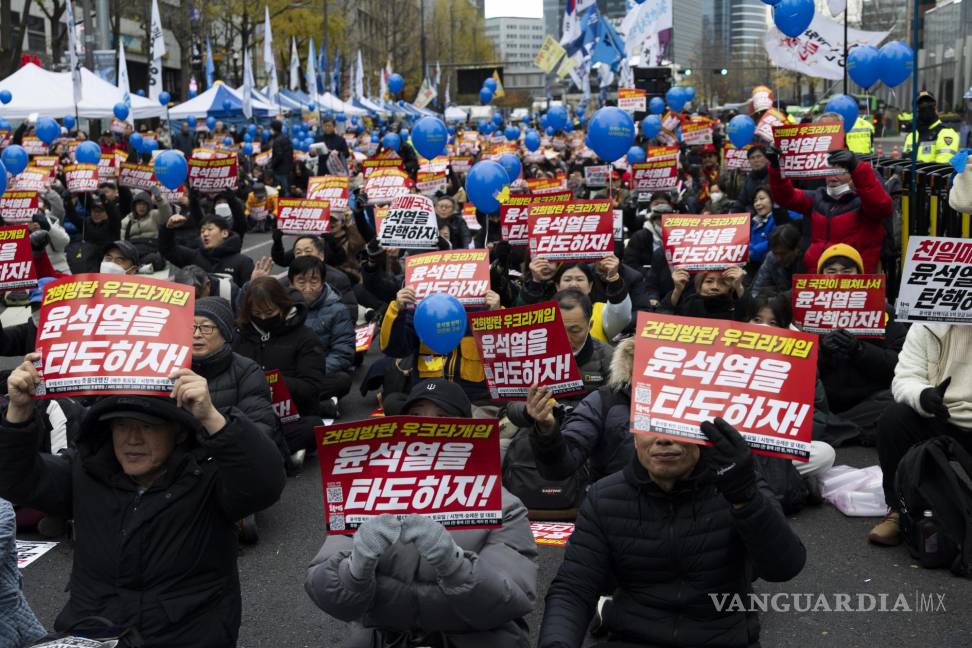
{"left": 378, "top": 194, "right": 439, "bottom": 250}
{"left": 897, "top": 237, "right": 972, "bottom": 324}
{"left": 583, "top": 164, "right": 610, "bottom": 188}
{"left": 764, "top": 12, "right": 889, "bottom": 81}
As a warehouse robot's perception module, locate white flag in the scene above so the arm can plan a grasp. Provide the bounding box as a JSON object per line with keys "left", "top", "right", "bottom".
{"left": 306, "top": 37, "right": 317, "bottom": 99}
{"left": 414, "top": 78, "right": 435, "bottom": 110}
{"left": 149, "top": 0, "right": 165, "bottom": 101}
{"left": 379, "top": 69, "right": 387, "bottom": 101}
{"left": 444, "top": 79, "right": 450, "bottom": 107}
{"left": 828, "top": 0, "right": 847, "bottom": 15}
{"left": 243, "top": 49, "right": 254, "bottom": 119}
{"left": 263, "top": 5, "right": 279, "bottom": 99}
{"left": 764, "top": 12, "right": 888, "bottom": 81}
{"left": 434, "top": 61, "right": 441, "bottom": 95}
{"left": 118, "top": 40, "right": 134, "bottom": 125}
{"left": 65, "top": 0, "right": 82, "bottom": 106}
{"left": 354, "top": 50, "right": 365, "bottom": 99}
{"left": 289, "top": 38, "right": 300, "bottom": 91}
{"left": 620, "top": 0, "right": 672, "bottom": 64}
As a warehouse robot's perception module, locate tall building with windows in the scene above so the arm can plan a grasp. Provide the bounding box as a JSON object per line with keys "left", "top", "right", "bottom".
{"left": 918, "top": 0, "right": 971, "bottom": 110}
{"left": 484, "top": 16, "right": 546, "bottom": 95}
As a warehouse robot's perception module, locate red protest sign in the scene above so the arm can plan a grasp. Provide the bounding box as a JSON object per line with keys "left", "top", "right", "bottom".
{"left": 630, "top": 312, "right": 817, "bottom": 462}
{"left": 681, "top": 117, "right": 714, "bottom": 146}
{"left": 21, "top": 136, "right": 47, "bottom": 156}
{"left": 9, "top": 168, "right": 49, "bottom": 192}
{"left": 462, "top": 203, "right": 480, "bottom": 232}
{"left": 32, "top": 156, "right": 58, "bottom": 169}
{"left": 119, "top": 162, "right": 157, "bottom": 191}
{"left": 755, "top": 108, "right": 788, "bottom": 143}
{"left": 97, "top": 153, "right": 117, "bottom": 180}
{"left": 63, "top": 164, "right": 99, "bottom": 193}
{"left": 306, "top": 175, "right": 350, "bottom": 212}
{"left": 0, "top": 227, "right": 38, "bottom": 290}
{"left": 416, "top": 171, "right": 447, "bottom": 196}
{"left": 362, "top": 157, "right": 405, "bottom": 178}
{"left": 378, "top": 194, "right": 439, "bottom": 249}
{"left": 0, "top": 191, "right": 39, "bottom": 224}
{"left": 0, "top": 129, "right": 10, "bottom": 148}
{"left": 528, "top": 200, "right": 614, "bottom": 262}
{"left": 365, "top": 168, "right": 411, "bottom": 205}
{"left": 773, "top": 123, "right": 845, "bottom": 178}
{"left": 355, "top": 322, "right": 376, "bottom": 353}
{"left": 526, "top": 177, "right": 567, "bottom": 194}
{"left": 449, "top": 156, "right": 473, "bottom": 174}
{"left": 188, "top": 154, "right": 239, "bottom": 192}
{"left": 723, "top": 144, "right": 752, "bottom": 171}
{"left": 469, "top": 301, "right": 584, "bottom": 400}
{"left": 617, "top": 88, "right": 647, "bottom": 112}
{"left": 315, "top": 416, "right": 503, "bottom": 534}
{"left": 500, "top": 191, "right": 572, "bottom": 246}
{"left": 632, "top": 159, "right": 678, "bottom": 196}
{"left": 265, "top": 369, "right": 300, "bottom": 424}
{"left": 276, "top": 198, "right": 331, "bottom": 236}
{"left": 530, "top": 522, "right": 575, "bottom": 547}
{"left": 405, "top": 249, "right": 490, "bottom": 306}
{"left": 34, "top": 275, "right": 195, "bottom": 398}
{"left": 792, "top": 274, "right": 886, "bottom": 338}
{"left": 662, "top": 213, "right": 750, "bottom": 271}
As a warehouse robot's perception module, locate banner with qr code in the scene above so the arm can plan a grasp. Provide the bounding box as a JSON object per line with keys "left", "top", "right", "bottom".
{"left": 0, "top": 191, "right": 39, "bottom": 224}
{"left": 265, "top": 369, "right": 300, "bottom": 424}
{"left": 404, "top": 249, "right": 490, "bottom": 306}
{"left": 469, "top": 302, "right": 584, "bottom": 400}
{"left": 791, "top": 274, "right": 886, "bottom": 337}
{"left": 500, "top": 191, "right": 572, "bottom": 246}
{"left": 378, "top": 194, "right": 439, "bottom": 250}
{"left": 307, "top": 175, "right": 350, "bottom": 212}
{"left": 530, "top": 522, "right": 575, "bottom": 547}
{"left": 188, "top": 154, "right": 239, "bottom": 192}
{"left": 723, "top": 144, "right": 752, "bottom": 171}
{"left": 276, "top": 198, "right": 331, "bottom": 236}
{"left": 630, "top": 312, "right": 817, "bottom": 462}
{"left": 63, "top": 164, "right": 99, "bottom": 193}
{"left": 662, "top": 214, "right": 750, "bottom": 271}
{"left": 315, "top": 416, "right": 503, "bottom": 534}
{"left": 34, "top": 275, "right": 195, "bottom": 398}
{"left": 773, "top": 123, "right": 845, "bottom": 178}
{"left": 896, "top": 237, "right": 972, "bottom": 324}
{"left": 528, "top": 200, "right": 615, "bottom": 262}
{"left": 632, "top": 159, "right": 678, "bottom": 197}
{"left": 0, "top": 227, "right": 38, "bottom": 290}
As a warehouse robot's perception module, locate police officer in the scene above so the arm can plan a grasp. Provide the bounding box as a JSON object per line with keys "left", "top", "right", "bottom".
{"left": 846, "top": 115, "right": 875, "bottom": 155}
{"left": 902, "top": 91, "right": 961, "bottom": 163}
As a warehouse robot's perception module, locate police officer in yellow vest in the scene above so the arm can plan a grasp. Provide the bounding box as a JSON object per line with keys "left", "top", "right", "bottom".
{"left": 846, "top": 116, "right": 875, "bottom": 154}
{"left": 903, "top": 91, "right": 961, "bottom": 163}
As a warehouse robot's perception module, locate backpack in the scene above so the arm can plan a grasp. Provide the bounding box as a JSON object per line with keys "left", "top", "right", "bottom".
{"left": 895, "top": 436, "right": 972, "bottom": 577}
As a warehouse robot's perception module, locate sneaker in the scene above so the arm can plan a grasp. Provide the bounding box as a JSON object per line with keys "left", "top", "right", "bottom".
{"left": 290, "top": 449, "right": 306, "bottom": 470}
{"left": 238, "top": 514, "right": 259, "bottom": 545}
{"left": 320, "top": 396, "right": 341, "bottom": 419}
{"left": 868, "top": 511, "right": 901, "bottom": 546}
{"left": 590, "top": 595, "right": 613, "bottom": 638}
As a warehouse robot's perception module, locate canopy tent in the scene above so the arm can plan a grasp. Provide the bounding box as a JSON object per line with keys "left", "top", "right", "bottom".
{"left": 0, "top": 63, "right": 166, "bottom": 120}
{"left": 281, "top": 89, "right": 314, "bottom": 108}
{"left": 444, "top": 106, "right": 469, "bottom": 123}
{"left": 351, "top": 97, "right": 388, "bottom": 117}
{"left": 315, "top": 92, "right": 369, "bottom": 117}
{"left": 244, "top": 86, "right": 298, "bottom": 114}
{"left": 168, "top": 82, "right": 279, "bottom": 120}
{"left": 265, "top": 88, "right": 306, "bottom": 112}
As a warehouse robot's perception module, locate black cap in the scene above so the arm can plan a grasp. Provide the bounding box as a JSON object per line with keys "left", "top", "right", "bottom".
{"left": 400, "top": 379, "right": 472, "bottom": 418}
{"left": 917, "top": 91, "right": 936, "bottom": 105}
{"left": 103, "top": 240, "right": 140, "bottom": 265}
{"left": 83, "top": 395, "right": 203, "bottom": 440}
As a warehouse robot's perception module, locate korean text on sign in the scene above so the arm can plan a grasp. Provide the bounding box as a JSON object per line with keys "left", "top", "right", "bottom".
{"left": 276, "top": 198, "right": 331, "bottom": 236}
{"left": 378, "top": 194, "right": 439, "bottom": 250}
{"left": 528, "top": 200, "right": 615, "bottom": 262}
{"left": 0, "top": 191, "right": 39, "bottom": 224}
{"left": 34, "top": 274, "right": 195, "bottom": 398}
{"left": 681, "top": 117, "right": 714, "bottom": 146}
{"left": 792, "top": 274, "right": 886, "bottom": 337}
{"left": 266, "top": 369, "right": 300, "bottom": 424}
{"left": 119, "top": 162, "right": 158, "bottom": 191}
{"left": 0, "top": 227, "right": 37, "bottom": 290}
{"left": 632, "top": 159, "right": 678, "bottom": 195}
{"left": 530, "top": 522, "right": 575, "bottom": 547}
{"left": 365, "top": 168, "right": 411, "bottom": 205}
{"left": 355, "top": 322, "right": 376, "bottom": 353}
{"left": 896, "top": 237, "right": 972, "bottom": 325}
{"left": 64, "top": 164, "right": 99, "bottom": 193}
{"left": 662, "top": 214, "right": 750, "bottom": 271}
{"left": 315, "top": 416, "right": 502, "bottom": 534}
{"left": 723, "top": 144, "right": 752, "bottom": 171}
{"left": 617, "top": 88, "right": 647, "bottom": 113}
{"left": 188, "top": 155, "right": 239, "bottom": 192}
{"left": 583, "top": 165, "right": 610, "bottom": 188}
{"left": 500, "top": 191, "right": 572, "bottom": 246}
{"left": 306, "top": 175, "right": 350, "bottom": 211}
{"left": 469, "top": 301, "right": 584, "bottom": 400}
{"left": 630, "top": 312, "right": 818, "bottom": 462}
{"left": 773, "top": 123, "right": 845, "bottom": 179}
{"left": 405, "top": 249, "right": 490, "bottom": 306}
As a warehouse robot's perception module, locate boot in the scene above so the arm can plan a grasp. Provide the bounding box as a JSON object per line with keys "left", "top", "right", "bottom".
{"left": 868, "top": 511, "right": 901, "bottom": 546}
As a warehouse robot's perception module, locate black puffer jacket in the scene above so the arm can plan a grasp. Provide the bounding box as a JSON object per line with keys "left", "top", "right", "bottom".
{"left": 818, "top": 318, "right": 908, "bottom": 413}
{"left": 0, "top": 396, "right": 286, "bottom": 647}
{"left": 159, "top": 225, "right": 254, "bottom": 287}
{"left": 538, "top": 455, "right": 806, "bottom": 648}
{"left": 192, "top": 344, "right": 276, "bottom": 437}
{"left": 233, "top": 303, "right": 326, "bottom": 417}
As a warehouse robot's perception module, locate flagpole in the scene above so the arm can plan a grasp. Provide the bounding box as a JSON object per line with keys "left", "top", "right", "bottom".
{"left": 842, "top": 7, "right": 848, "bottom": 95}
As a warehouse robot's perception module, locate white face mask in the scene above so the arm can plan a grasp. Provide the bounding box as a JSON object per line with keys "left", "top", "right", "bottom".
{"left": 709, "top": 192, "right": 724, "bottom": 203}
{"left": 827, "top": 183, "right": 852, "bottom": 199}
{"left": 100, "top": 261, "right": 128, "bottom": 274}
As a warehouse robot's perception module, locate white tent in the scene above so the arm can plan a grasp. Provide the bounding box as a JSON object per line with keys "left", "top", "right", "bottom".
{"left": 315, "top": 92, "right": 368, "bottom": 117}
{"left": 167, "top": 82, "right": 279, "bottom": 119}
{"left": 0, "top": 63, "right": 166, "bottom": 120}
{"left": 444, "top": 106, "right": 468, "bottom": 123}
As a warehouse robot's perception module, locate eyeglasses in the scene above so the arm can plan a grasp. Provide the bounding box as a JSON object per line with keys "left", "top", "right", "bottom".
{"left": 192, "top": 324, "right": 218, "bottom": 335}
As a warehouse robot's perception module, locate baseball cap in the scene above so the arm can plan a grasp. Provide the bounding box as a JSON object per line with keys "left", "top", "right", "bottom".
{"left": 103, "top": 240, "right": 140, "bottom": 266}
{"left": 400, "top": 379, "right": 472, "bottom": 418}
{"left": 917, "top": 91, "right": 936, "bottom": 105}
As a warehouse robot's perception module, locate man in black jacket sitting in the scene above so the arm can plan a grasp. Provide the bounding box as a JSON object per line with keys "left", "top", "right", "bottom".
{"left": 160, "top": 214, "right": 254, "bottom": 287}
{"left": 539, "top": 418, "right": 806, "bottom": 648}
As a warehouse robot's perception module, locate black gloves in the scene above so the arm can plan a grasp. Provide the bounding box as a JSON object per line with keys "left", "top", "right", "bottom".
{"left": 764, "top": 145, "right": 781, "bottom": 169}
{"left": 919, "top": 377, "right": 951, "bottom": 420}
{"left": 700, "top": 418, "right": 758, "bottom": 505}
{"left": 828, "top": 149, "right": 858, "bottom": 172}
{"left": 821, "top": 329, "right": 861, "bottom": 358}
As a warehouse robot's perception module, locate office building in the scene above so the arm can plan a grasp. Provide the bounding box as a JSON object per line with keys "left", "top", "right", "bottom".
{"left": 485, "top": 15, "right": 546, "bottom": 95}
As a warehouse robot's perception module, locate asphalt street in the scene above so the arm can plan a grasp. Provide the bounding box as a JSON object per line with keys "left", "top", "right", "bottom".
{"left": 15, "top": 230, "right": 972, "bottom": 648}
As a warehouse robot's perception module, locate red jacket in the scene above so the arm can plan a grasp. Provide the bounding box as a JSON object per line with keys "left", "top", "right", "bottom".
{"left": 768, "top": 162, "right": 892, "bottom": 273}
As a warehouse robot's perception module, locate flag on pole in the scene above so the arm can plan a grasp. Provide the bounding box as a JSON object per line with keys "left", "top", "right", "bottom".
{"left": 306, "top": 38, "right": 318, "bottom": 99}
{"left": 205, "top": 37, "right": 215, "bottom": 89}
{"left": 444, "top": 79, "right": 450, "bottom": 107}
{"left": 65, "top": 0, "right": 82, "bottom": 106}
{"left": 289, "top": 38, "right": 300, "bottom": 91}
{"left": 263, "top": 5, "right": 279, "bottom": 99}
{"left": 828, "top": 0, "right": 847, "bottom": 15}
{"left": 117, "top": 40, "right": 134, "bottom": 125}
{"left": 491, "top": 70, "right": 505, "bottom": 99}
{"left": 317, "top": 44, "right": 327, "bottom": 96}
{"left": 434, "top": 62, "right": 441, "bottom": 95}
{"left": 379, "top": 69, "right": 387, "bottom": 101}
{"left": 242, "top": 48, "right": 254, "bottom": 119}
{"left": 354, "top": 50, "right": 365, "bottom": 99}
{"left": 149, "top": 0, "right": 165, "bottom": 102}
{"left": 332, "top": 51, "right": 341, "bottom": 97}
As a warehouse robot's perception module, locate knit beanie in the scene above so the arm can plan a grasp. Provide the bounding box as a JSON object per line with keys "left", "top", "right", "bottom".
{"left": 195, "top": 296, "right": 236, "bottom": 342}
{"left": 817, "top": 243, "right": 864, "bottom": 274}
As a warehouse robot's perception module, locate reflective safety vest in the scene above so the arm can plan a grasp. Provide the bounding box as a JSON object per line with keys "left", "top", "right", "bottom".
{"left": 846, "top": 117, "right": 875, "bottom": 154}
{"left": 903, "top": 120, "right": 961, "bottom": 163}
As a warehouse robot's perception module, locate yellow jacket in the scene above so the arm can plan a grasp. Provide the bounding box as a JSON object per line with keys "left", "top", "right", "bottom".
{"left": 903, "top": 121, "right": 961, "bottom": 164}
{"left": 846, "top": 117, "right": 874, "bottom": 154}
{"left": 244, "top": 188, "right": 279, "bottom": 219}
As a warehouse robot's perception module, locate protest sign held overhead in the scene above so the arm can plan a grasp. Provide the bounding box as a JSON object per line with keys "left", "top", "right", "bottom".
{"left": 405, "top": 250, "right": 490, "bottom": 306}
{"left": 97, "top": 153, "right": 117, "bottom": 180}
{"left": 723, "top": 144, "right": 752, "bottom": 171}
{"left": 630, "top": 313, "right": 817, "bottom": 462}
{"left": 315, "top": 416, "right": 503, "bottom": 534}
{"left": 0, "top": 227, "right": 37, "bottom": 290}
{"left": 617, "top": 88, "right": 647, "bottom": 113}
{"left": 500, "top": 191, "right": 573, "bottom": 246}
{"left": 897, "top": 237, "right": 972, "bottom": 324}
{"left": 119, "top": 162, "right": 158, "bottom": 191}
{"left": 34, "top": 275, "right": 194, "bottom": 398}
{"left": 416, "top": 171, "right": 447, "bottom": 196}
{"left": 792, "top": 274, "right": 886, "bottom": 337}
{"left": 9, "top": 169, "right": 49, "bottom": 192}
{"left": 662, "top": 214, "right": 750, "bottom": 271}
{"left": 773, "top": 123, "right": 845, "bottom": 178}
{"left": 632, "top": 158, "right": 678, "bottom": 197}
{"left": 469, "top": 302, "right": 584, "bottom": 400}
{"left": 378, "top": 194, "right": 439, "bottom": 250}
{"left": 364, "top": 167, "right": 412, "bottom": 205}
{"left": 188, "top": 153, "right": 239, "bottom": 192}
{"left": 306, "top": 175, "right": 350, "bottom": 212}
{"left": 681, "top": 117, "right": 714, "bottom": 146}
{"left": 276, "top": 198, "right": 331, "bottom": 236}
{"left": 583, "top": 164, "right": 610, "bottom": 188}
{"left": 266, "top": 369, "right": 300, "bottom": 424}
{"left": 528, "top": 200, "right": 615, "bottom": 262}
{"left": 0, "top": 190, "right": 39, "bottom": 224}
{"left": 63, "top": 164, "right": 98, "bottom": 193}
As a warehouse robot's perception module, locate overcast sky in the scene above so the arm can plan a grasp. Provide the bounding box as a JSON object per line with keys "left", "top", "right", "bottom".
{"left": 484, "top": 0, "right": 544, "bottom": 19}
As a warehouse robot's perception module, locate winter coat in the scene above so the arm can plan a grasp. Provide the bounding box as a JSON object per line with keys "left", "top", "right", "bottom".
{"left": 951, "top": 164, "right": 972, "bottom": 214}
{"left": 233, "top": 303, "right": 327, "bottom": 417}
{"left": 38, "top": 190, "right": 71, "bottom": 273}
{"left": 121, "top": 191, "right": 171, "bottom": 241}
{"left": 768, "top": 162, "right": 892, "bottom": 273}
{"left": 305, "top": 489, "right": 538, "bottom": 648}
{"left": 159, "top": 225, "right": 254, "bottom": 287}
{"left": 438, "top": 212, "right": 472, "bottom": 250}
{"left": 517, "top": 263, "right": 653, "bottom": 313}
{"left": 301, "top": 284, "right": 356, "bottom": 374}
{"left": 0, "top": 498, "right": 46, "bottom": 647}
{"left": 749, "top": 212, "right": 775, "bottom": 264}
{"left": 892, "top": 324, "right": 972, "bottom": 430}
{"left": 271, "top": 133, "right": 294, "bottom": 176}
{"left": 269, "top": 234, "right": 360, "bottom": 321}
{"left": 0, "top": 399, "right": 286, "bottom": 647}
{"left": 749, "top": 250, "right": 805, "bottom": 297}
{"left": 818, "top": 317, "right": 907, "bottom": 414}
{"left": 192, "top": 344, "right": 276, "bottom": 437}
{"left": 538, "top": 455, "right": 806, "bottom": 648}
{"left": 733, "top": 166, "right": 769, "bottom": 212}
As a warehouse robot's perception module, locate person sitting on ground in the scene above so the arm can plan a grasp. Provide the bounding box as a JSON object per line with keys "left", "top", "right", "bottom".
{"left": 120, "top": 186, "right": 170, "bottom": 257}
{"left": 749, "top": 223, "right": 805, "bottom": 297}
{"left": 305, "top": 379, "right": 539, "bottom": 648}
{"left": 100, "top": 240, "right": 141, "bottom": 275}
{"left": 160, "top": 214, "right": 254, "bottom": 287}
{"left": 747, "top": 186, "right": 782, "bottom": 269}
{"left": 663, "top": 266, "right": 746, "bottom": 320}
{"left": 265, "top": 232, "right": 358, "bottom": 321}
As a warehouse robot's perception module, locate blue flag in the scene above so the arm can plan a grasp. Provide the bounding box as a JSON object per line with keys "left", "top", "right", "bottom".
{"left": 317, "top": 44, "right": 328, "bottom": 95}
{"left": 205, "top": 37, "right": 215, "bottom": 89}
{"left": 332, "top": 50, "right": 341, "bottom": 96}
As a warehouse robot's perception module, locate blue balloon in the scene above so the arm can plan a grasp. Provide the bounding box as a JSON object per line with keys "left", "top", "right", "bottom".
{"left": 498, "top": 152, "right": 522, "bottom": 182}
{"left": 411, "top": 116, "right": 448, "bottom": 160}
{"left": 0, "top": 161, "right": 6, "bottom": 195}
{"left": 540, "top": 114, "right": 549, "bottom": 129}
{"left": 414, "top": 293, "right": 466, "bottom": 355}
{"left": 505, "top": 125, "right": 519, "bottom": 141}
{"left": 587, "top": 107, "right": 635, "bottom": 162}
{"left": 847, "top": 45, "right": 881, "bottom": 89}
{"left": 465, "top": 160, "right": 510, "bottom": 214}
{"left": 547, "top": 105, "right": 568, "bottom": 131}
{"left": 206, "top": 116, "right": 216, "bottom": 130}
{"left": 479, "top": 87, "right": 494, "bottom": 104}
{"left": 246, "top": 124, "right": 256, "bottom": 135}
{"left": 1, "top": 145, "right": 28, "bottom": 175}
{"left": 388, "top": 73, "right": 404, "bottom": 95}
{"left": 261, "top": 129, "right": 270, "bottom": 141}
{"left": 773, "top": 0, "right": 814, "bottom": 38}
{"left": 222, "top": 99, "right": 232, "bottom": 111}
{"left": 649, "top": 97, "right": 665, "bottom": 115}
{"left": 336, "top": 113, "right": 347, "bottom": 122}
{"left": 243, "top": 143, "right": 253, "bottom": 156}
{"left": 0, "top": 90, "right": 11, "bottom": 104}
{"left": 951, "top": 150, "right": 970, "bottom": 175}
{"left": 113, "top": 102, "right": 130, "bottom": 121}
{"left": 153, "top": 150, "right": 188, "bottom": 190}
{"left": 878, "top": 41, "right": 914, "bottom": 87}
{"left": 825, "top": 94, "right": 859, "bottom": 134}
{"left": 159, "top": 91, "right": 171, "bottom": 106}
{"left": 222, "top": 136, "right": 233, "bottom": 146}
{"left": 291, "top": 137, "right": 301, "bottom": 149}
{"left": 75, "top": 141, "right": 101, "bottom": 165}
{"left": 521, "top": 115, "right": 531, "bottom": 125}
{"left": 382, "top": 132, "right": 401, "bottom": 151}
{"left": 492, "top": 113, "right": 503, "bottom": 127}
{"left": 144, "top": 139, "right": 159, "bottom": 153}
{"left": 371, "top": 133, "right": 380, "bottom": 143}
{"left": 563, "top": 121, "right": 573, "bottom": 133}
{"left": 684, "top": 87, "right": 696, "bottom": 102}
{"left": 477, "top": 119, "right": 489, "bottom": 134}
{"left": 187, "top": 116, "right": 197, "bottom": 128}
{"left": 524, "top": 130, "right": 541, "bottom": 152}
{"left": 136, "top": 89, "right": 145, "bottom": 97}
{"left": 666, "top": 87, "right": 687, "bottom": 112}
{"left": 641, "top": 115, "right": 662, "bottom": 139}
{"left": 401, "top": 128, "right": 410, "bottom": 139}
{"left": 627, "top": 146, "right": 646, "bottom": 164}
{"left": 129, "top": 132, "right": 144, "bottom": 153}
{"left": 545, "top": 126, "right": 555, "bottom": 136}
{"left": 727, "top": 114, "right": 756, "bottom": 148}
{"left": 351, "top": 116, "right": 358, "bottom": 125}
{"left": 483, "top": 78, "right": 498, "bottom": 93}
{"left": 35, "top": 117, "right": 60, "bottom": 145}
{"left": 0, "top": 118, "right": 8, "bottom": 130}
{"left": 243, "top": 133, "right": 253, "bottom": 143}
{"left": 761, "top": 0, "right": 782, "bottom": 5}
{"left": 63, "top": 115, "right": 76, "bottom": 129}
